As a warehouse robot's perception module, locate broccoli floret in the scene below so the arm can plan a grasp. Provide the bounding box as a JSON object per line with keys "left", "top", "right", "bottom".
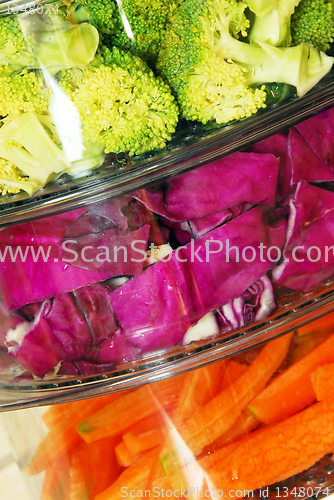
{"left": 107, "top": 0, "right": 183, "bottom": 63}
{"left": 0, "top": 159, "right": 37, "bottom": 196}
{"left": 0, "top": 68, "right": 50, "bottom": 116}
{"left": 58, "top": 46, "right": 179, "bottom": 156}
{"left": 64, "top": 0, "right": 118, "bottom": 37}
{"left": 291, "top": 0, "right": 334, "bottom": 52}
{"left": 157, "top": 0, "right": 334, "bottom": 125}
{"left": 247, "top": 0, "right": 302, "bottom": 46}
{"left": 0, "top": 111, "right": 105, "bottom": 190}
{"left": 0, "top": 112, "right": 68, "bottom": 189}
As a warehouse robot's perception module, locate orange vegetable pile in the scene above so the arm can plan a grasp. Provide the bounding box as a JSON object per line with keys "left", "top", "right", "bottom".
{"left": 26, "top": 313, "right": 334, "bottom": 500}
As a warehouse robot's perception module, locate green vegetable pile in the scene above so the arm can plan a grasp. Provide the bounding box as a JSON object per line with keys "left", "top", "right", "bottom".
{"left": 0, "top": 0, "right": 333, "bottom": 195}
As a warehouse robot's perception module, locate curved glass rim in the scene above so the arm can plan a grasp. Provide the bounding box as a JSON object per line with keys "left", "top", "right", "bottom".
{"left": 1, "top": 278, "right": 334, "bottom": 411}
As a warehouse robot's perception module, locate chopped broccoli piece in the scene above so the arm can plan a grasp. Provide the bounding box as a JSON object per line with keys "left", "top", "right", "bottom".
{"left": 0, "top": 159, "right": 37, "bottom": 196}
{"left": 157, "top": 0, "right": 267, "bottom": 124}
{"left": 0, "top": 68, "right": 50, "bottom": 116}
{"left": 66, "top": 0, "right": 118, "bottom": 35}
{"left": 0, "top": 112, "right": 68, "bottom": 188}
{"left": 58, "top": 46, "right": 179, "bottom": 156}
{"left": 157, "top": 0, "right": 334, "bottom": 125}
{"left": 291, "top": 0, "right": 334, "bottom": 52}
{"left": 247, "top": 0, "right": 301, "bottom": 46}
{"left": 107, "top": 0, "right": 183, "bottom": 63}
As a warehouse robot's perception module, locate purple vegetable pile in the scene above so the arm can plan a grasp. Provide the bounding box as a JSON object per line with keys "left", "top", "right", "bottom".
{"left": 2, "top": 108, "right": 334, "bottom": 378}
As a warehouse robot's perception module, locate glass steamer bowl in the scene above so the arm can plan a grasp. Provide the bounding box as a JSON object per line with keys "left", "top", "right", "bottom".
{"left": 0, "top": 0, "right": 334, "bottom": 498}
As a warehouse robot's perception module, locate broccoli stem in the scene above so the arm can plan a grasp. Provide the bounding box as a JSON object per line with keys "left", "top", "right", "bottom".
{"left": 248, "top": 0, "right": 301, "bottom": 46}
{"left": 214, "top": 28, "right": 334, "bottom": 95}
{"left": 16, "top": 16, "right": 99, "bottom": 73}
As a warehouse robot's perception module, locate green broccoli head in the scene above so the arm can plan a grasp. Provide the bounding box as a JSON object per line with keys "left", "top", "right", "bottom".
{"left": 291, "top": 0, "right": 334, "bottom": 52}
{"left": 0, "top": 68, "right": 50, "bottom": 116}
{"left": 58, "top": 46, "right": 179, "bottom": 156}
{"left": 157, "top": 0, "right": 334, "bottom": 125}
{"left": 66, "top": 0, "right": 118, "bottom": 36}
{"left": 156, "top": 0, "right": 267, "bottom": 124}
{"left": 106, "top": 0, "right": 183, "bottom": 63}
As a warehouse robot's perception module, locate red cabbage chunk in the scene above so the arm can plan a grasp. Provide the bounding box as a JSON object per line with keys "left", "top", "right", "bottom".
{"left": 218, "top": 275, "right": 277, "bottom": 333}
{"left": 273, "top": 181, "right": 334, "bottom": 292}
{"left": 249, "top": 131, "right": 292, "bottom": 199}
{"left": 163, "top": 153, "right": 278, "bottom": 220}
{"left": 109, "top": 206, "right": 286, "bottom": 352}
{"left": 87, "top": 328, "right": 141, "bottom": 367}
{"left": 73, "top": 284, "right": 118, "bottom": 345}
{"left": 0, "top": 255, "right": 116, "bottom": 311}
{"left": 43, "top": 294, "right": 92, "bottom": 361}
{"left": 134, "top": 152, "right": 279, "bottom": 222}
{"left": 295, "top": 108, "right": 334, "bottom": 166}
{"left": 0, "top": 305, "right": 23, "bottom": 348}
{"left": 288, "top": 128, "right": 334, "bottom": 185}
{"left": 6, "top": 284, "right": 121, "bottom": 377}
{"left": 60, "top": 197, "right": 151, "bottom": 274}
{"left": 6, "top": 303, "right": 66, "bottom": 378}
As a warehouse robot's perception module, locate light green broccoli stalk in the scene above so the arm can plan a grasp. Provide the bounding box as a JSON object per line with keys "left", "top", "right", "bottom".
{"left": 0, "top": 111, "right": 105, "bottom": 196}
{"left": 157, "top": 0, "right": 334, "bottom": 125}
{"left": 0, "top": 159, "right": 37, "bottom": 196}
{"left": 58, "top": 46, "right": 179, "bottom": 156}
{"left": 0, "top": 11, "right": 99, "bottom": 74}
{"left": 291, "top": 0, "right": 334, "bottom": 52}
{"left": 0, "top": 112, "right": 68, "bottom": 188}
{"left": 247, "top": 0, "right": 302, "bottom": 46}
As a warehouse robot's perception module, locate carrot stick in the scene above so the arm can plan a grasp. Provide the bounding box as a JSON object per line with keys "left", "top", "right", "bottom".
{"left": 311, "top": 363, "right": 334, "bottom": 401}
{"left": 69, "top": 442, "right": 90, "bottom": 500}
{"left": 203, "top": 409, "right": 259, "bottom": 455}
{"left": 208, "top": 394, "right": 334, "bottom": 494}
{"left": 42, "top": 392, "right": 124, "bottom": 430}
{"left": 173, "top": 359, "right": 229, "bottom": 424}
{"left": 95, "top": 448, "right": 159, "bottom": 500}
{"left": 161, "top": 332, "right": 292, "bottom": 474}
{"left": 296, "top": 311, "right": 334, "bottom": 337}
{"left": 219, "top": 360, "right": 248, "bottom": 391}
{"left": 78, "top": 376, "right": 185, "bottom": 444}
{"left": 123, "top": 425, "right": 164, "bottom": 456}
{"left": 67, "top": 436, "right": 122, "bottom": 500}
{"left": 27, "top": 393, "right": 125, "bottom": 476}
{"left": 88, "top": 437, "right": 122, "bottom": 499}
{"left": 115, "top": 441, "right": 143, "bottom": 468}
{"left": 77, "top": 385, "right": 165, "bottom": 444}
{"left": 26, "top": 422, "right": 82, "bottom": 476}
{"left": 248, "top": 331, "right": 334, "bottom": 425}
{"left": 40, "top": 453, "right": 71, "bottom": 500}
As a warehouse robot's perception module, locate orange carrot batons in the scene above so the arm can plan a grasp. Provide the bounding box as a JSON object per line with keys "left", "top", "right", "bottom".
{"left": 161, "top": 332, "right": 292, "bottom": 473}
{"left": 77, "top": 385, "right": 163, "bottom": 444}
{"left": 248, "top": 331, "right": 334, "bottom": 425}
{"left": 311, "top": 363, "right": 334, "bottom": 401}
{"left": 95, "top": 448, "right": 159, "bottom": 500}
{"left": 209, "top": 395, "right": 334, "bottom": 494}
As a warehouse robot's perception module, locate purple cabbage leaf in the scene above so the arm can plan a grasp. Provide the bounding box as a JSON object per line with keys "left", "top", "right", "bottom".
{"left": 272, "top": 181, "right": 334, "bottom": 292}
